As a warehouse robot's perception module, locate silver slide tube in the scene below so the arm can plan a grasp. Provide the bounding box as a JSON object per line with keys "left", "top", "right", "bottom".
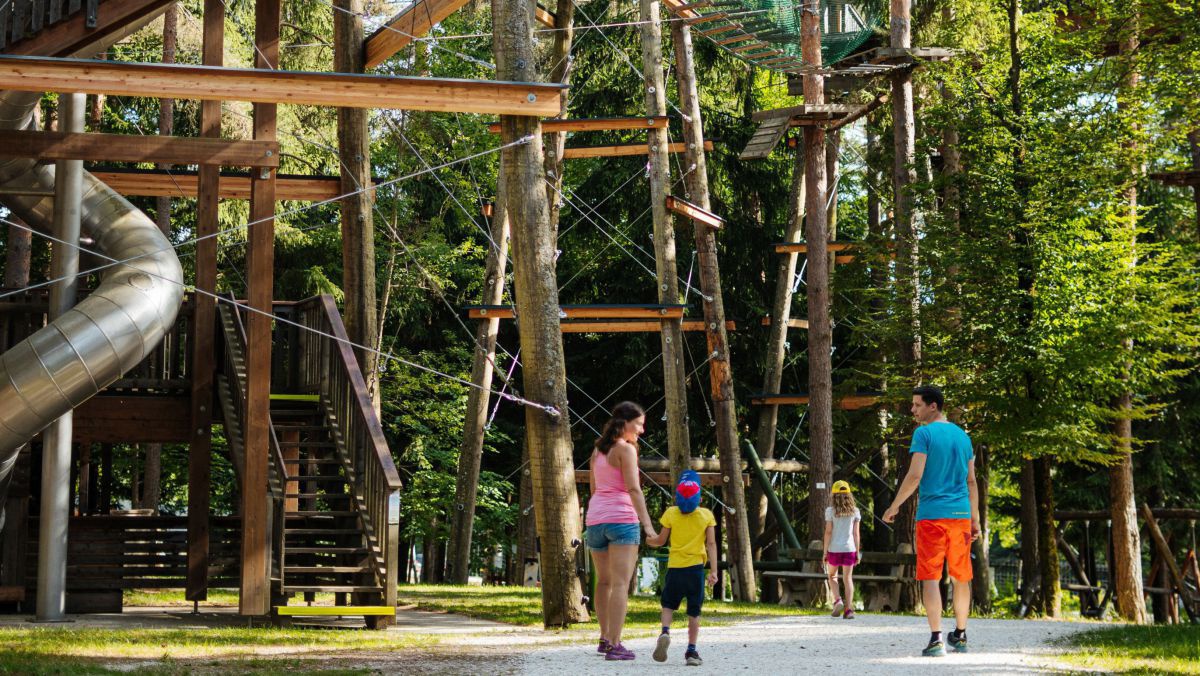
{"left": 0, "top": 83, "right": 184, "bottom": 507}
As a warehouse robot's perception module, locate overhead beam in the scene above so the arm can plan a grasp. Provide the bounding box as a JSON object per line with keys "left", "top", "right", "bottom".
{"left": 0, "top": 55, "right": 565, "bottom": 116}
{"left": 562, "top": 140, "right": 712, "bottom": 159}
{"left": 4, "top": 0, "right": 176, "bottom": 58}
{"left": 666, "top": 194, "right": 724, "bottom": 229}
{"left": 487, "top": 116, "right": 669, "bottom": 134}
{"left": 575, "top": 470, "right": 740, "bottom": 487}
{"left": 89, "top": 170, "right": 342, "bottom": 201}
{"left": 364, "top": 0, "right": 473, "bottom": 69}
{"left": 641, "top": 457, "right": 809, "bottom": 473}
{"left": 559, "top": 320, "right": 736, "bottom": 333}
{"left": 0, "top": 130, "right": 278, "bottom": 166}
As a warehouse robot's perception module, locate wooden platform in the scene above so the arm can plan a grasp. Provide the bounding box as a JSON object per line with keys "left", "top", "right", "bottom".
{"left": 786, "top": 47, "right": 957, "bottom": 94}
{"left": 750, "top": 393, "right": 881, "bottom": 410}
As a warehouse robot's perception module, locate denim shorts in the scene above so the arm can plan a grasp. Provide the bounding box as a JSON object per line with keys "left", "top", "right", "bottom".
{"left": 586, "top": 522, "right": 641, "bottom": 551}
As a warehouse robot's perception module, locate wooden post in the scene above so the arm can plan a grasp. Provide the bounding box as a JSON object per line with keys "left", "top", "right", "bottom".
{"left": 334, "top": 0, "right": 379, "bottom": 403}
{"left": 448, "top": 170, "right": 512, "bottom": 584}
{"left": 750, "top": 130, "right": 806, "bottom": 561}
{"left": 670, "top": 15, "right": 754, "bottom": 602}
{"left": 542, "top": 0, "right": 576, "bottom": 228}
{"left": 239, "top": 0, "right": 280, "bottom": 617}
{"left": 801, "top": 0, "right": 833, "bottom": 543}
{"left": 493, "top": 0, "right": 587, "bottom": 627}
{"left": 639, "top": 0, "right": 691, "bottom": 478}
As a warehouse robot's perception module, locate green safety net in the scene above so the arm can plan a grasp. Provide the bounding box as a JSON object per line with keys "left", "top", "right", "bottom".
{"left": 699, "top": 0, "right": 886, "bottom": 70}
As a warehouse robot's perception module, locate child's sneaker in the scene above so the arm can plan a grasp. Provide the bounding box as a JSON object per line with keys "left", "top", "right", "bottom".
{"left": 605, "top": 644, "right": 635, "bottom": 661}
{"left": 843, "top": 608, "right": 855, "bottom": 619}
{"left": 685, "top": 649, "right": 703, "bottom": 666}
{"left": 831, "top": 598, "right": 844, "bottom": 617}
{"left": 922, "top": 638, "right": 946, "bottom": 657}
{"left": 596, "top": 639, "right": 611, "bottom": 656}
{"left": 653, "top": 633, "right": 670, "bottom": 662}
{"left": 947, "top": 630, "right": 968, "bottom": 653}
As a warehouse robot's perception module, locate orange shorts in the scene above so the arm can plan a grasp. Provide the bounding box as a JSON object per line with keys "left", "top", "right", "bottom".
{"left": 915, "top": 519, "right": 973, "bottom": 581}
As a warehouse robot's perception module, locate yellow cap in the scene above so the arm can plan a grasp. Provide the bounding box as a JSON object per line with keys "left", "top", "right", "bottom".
{"left": 831, "top": 480, "right": 852, "bottom": 494}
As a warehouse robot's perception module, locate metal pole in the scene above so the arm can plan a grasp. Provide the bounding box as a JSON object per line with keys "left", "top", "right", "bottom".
{"left": 35, "top": 92, "right": 85, "bottom": 623}
{"left": 744, "top": 441, "right": 803, "bottom": 553}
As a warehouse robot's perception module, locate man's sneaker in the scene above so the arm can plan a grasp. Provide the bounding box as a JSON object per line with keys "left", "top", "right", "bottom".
{"left": 685, "top": 649, "right": 703, "bottom": 666}
{"left": 831, "top": 599, "right": 845, "bottom": 617}
{"left": 843, "top": 608, "right": 856, "bottom": 619}
{"left": 653, "top": 633, "right": 671, "bottom": 662}
{"left": 605, "top": 644, "right": 635, "bottom": 661}
{"left": 948, "top": 631, "right": 968, "bottom": 653}
{"left": 596, "top": 639, "right": 612, "bottom": 656}
{"left": 922, "top": 639, "right": 946, "bottom": 657}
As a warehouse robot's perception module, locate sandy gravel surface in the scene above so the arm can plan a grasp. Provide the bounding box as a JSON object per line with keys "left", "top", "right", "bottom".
{"left": 516, "top": 613, "right": 1095, "bottom": 675}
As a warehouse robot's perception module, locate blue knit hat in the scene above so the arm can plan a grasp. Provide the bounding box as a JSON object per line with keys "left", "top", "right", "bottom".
{"left": 675, "top": 470, "right": 702, "bottom": 514}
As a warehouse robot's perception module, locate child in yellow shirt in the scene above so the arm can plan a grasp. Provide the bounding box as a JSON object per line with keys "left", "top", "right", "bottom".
{"left": 644, "top": 470, "right": 717, "bottom": 666}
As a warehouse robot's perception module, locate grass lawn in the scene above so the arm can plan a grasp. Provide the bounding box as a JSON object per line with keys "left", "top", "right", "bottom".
{"left": 395, "top": 583, "right": 819, "bottom": 633}
{"left": 0, "top": 626, "right": 441, "bottom": 675}
{"left": 1056, "top": 623, "right": 1200, "bottom": 674}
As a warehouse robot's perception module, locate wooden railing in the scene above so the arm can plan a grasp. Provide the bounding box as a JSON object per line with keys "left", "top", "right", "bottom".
{"left": 290, "top": 295, "right": 401, "bottom": 604}
{"left": 217, "top": 298, "right": 287, "bottom": 583}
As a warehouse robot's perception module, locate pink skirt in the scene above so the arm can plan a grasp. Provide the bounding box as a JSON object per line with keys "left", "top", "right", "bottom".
{"left": 826, "top": 552, "right": 857, "bottom": 567}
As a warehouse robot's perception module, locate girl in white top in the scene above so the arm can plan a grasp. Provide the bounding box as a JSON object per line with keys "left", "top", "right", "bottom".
{"left": 823, "top": 480, "right": 862, "bottom": 619}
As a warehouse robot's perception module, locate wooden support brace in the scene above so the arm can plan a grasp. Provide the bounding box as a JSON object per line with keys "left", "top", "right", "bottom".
{"left": 535, "top": 4, "right": 557, "bottom": 28}
{"left": 761, "top": 316, "right": 809, "bottom": 330}
{"left": 487, "top": 116, "right": 668, "bottom": 134}
{"left": 0, "top": 130, "right": 278, "bottom": 166}
{"left": 563, "top": 140, "right": 711, "bottom": 159}
{"left": 666, "top": 194, "right": 724, "bottom": 229}
{"left": 0, "top": 55, "right": 565, "bottom": 116}
{"left": 364, "top": 0, "right": 472, "bottom": 69}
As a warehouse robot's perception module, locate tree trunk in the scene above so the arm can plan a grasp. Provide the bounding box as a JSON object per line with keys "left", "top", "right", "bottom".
{"left": 1189, "top": 130, "right": 1200, "bottom": 237}
{"left": 334, "top": 0, "right": 379, "bottom": 404}
{"left": 672, "top": 15, "right": 754, "bottom": 602}
{"left": 542, "top": 0, "right": 576, "bottom": 226}
{"left": 638, "top": 0, "right": 691, "bottom": 478}
{"left": 801, "top": 0, "right": 833, "bottom": 546}
{"left": 971, "top": 444, "right": 991, "bottom": 611}
{"left": 1018, "top": 457, "right": 1040, "bottom": 610}
{"left": 4, "top": 219, "right": 32, "bottom": 288}
{"left": 1035, "top": 456, "right": 1059, "bottom": 616}
{"left": 514, "top": 441, "right": 538, "bottom": 586}
{"left": 1109, "top": 11, "right": 1148, "bottom": 626}
{"left": 750, "top": 141, "right": 806, "bottom": 559}
{"left": 447, "top": 176, "right": 513, "bottom": 585}
{"left": 493, "top": 0, "right": 587, "bottom": 626}
{"left": 864, "top": 120, "right": 892, "bottom": 553}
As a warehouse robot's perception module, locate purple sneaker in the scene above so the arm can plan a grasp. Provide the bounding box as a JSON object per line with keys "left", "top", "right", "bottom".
{"left": 596, "top": 639, "right": 612, "bottom": 656}
{"left": 605, "top": 643, "right": 636, "bottom": 661}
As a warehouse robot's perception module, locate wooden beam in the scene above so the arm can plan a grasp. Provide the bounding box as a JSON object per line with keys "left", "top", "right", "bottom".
{"left": 699, "top": 24, "right": 740, "bottom": 37}
{"left": 0, "top": 130, "right": 278, "bottom": 166}
{"left": 72, "top": 396, "right": 191, "bottom": 444}
{"left": 1055, "top": 508, "right": 1200, "bottom": 522}
{"left": 562, "top": 140, "right": 711, "bottom": 159}
{"left": 89, "top": 170, "right": 341, "bottom": 201}
{"left": 666, "top": 194, "right": 724, "bottom": 229}
{"left": 487, "top": 116, "right": 669, "bottom": 134}
{"left": 575, "top": 470, "right": 739, "bottom": 487}
{"left": 364, "top": 0, "right": 473, "bottom": 69}
{"left": 761, "top": 316, "right": 809, "bottom": 329}
{"left": 0, "top": 55, "right": 565, "bottom": 116}
{"left": 685, "top": 13, "right": 729, "bottom": 25}
{"left": 559, "top": 320, "right": 735, "bottom": 333}
{"left": 641, "top": 457, "right": 808, "bottom": 473}
{"left": 750, "top": 393, "right": 881, "bottom": 410}
{"left": 535, "top": 4, "right": 557, "bottom": 28}
{"left": 466, "top": 304, "right": 687, "bottom": 320}
{"left": 1150, "top": 170, "right": 1200, "bottom": 187}
{"left": 716, "top": 33, "right": 758, "bottom": 46}
{"left": 773, "top": 241, "right": 859, "bottom": 253}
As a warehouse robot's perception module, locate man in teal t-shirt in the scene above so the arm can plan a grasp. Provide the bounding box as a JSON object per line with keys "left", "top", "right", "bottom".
{"left": 884, "top": 385, "right": 980, "bottom": 658}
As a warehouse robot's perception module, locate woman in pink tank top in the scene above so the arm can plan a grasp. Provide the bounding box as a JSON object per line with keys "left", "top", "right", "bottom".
{"left": 586, "top": 401, "right": 657, "bottom": 661}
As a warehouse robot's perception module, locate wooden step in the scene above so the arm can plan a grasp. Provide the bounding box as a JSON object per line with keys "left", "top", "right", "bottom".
{"left": 285, "top": 492, "right": 352, "bottom": 500}
{"left": 288, "top": 547, "right": 369, "bottom": 555}
{"left": 271, "top": 424, "right": 327, "bottom": 431}
{"left": 285, "top": 566, "right": 373, "bottom": 574}
{"left": 285, "top": 528, "right": 362, "bottom": 535}
{"left": 288, "top": 475, "right": 349, "bottom": 483}
{"left": 275, "top": 605, "right": 394, "bottom": 616}
{"left": 287, "top": 511, "right": 358, "bottom": 518}
{"left": 282, "top": 458, "right": 343, "bottom": 465}
{"left": 283, "top": 585, "right": 383, "bottom": 593}
{"left": 276, "top": 441, "right": 336, "bottom": 448}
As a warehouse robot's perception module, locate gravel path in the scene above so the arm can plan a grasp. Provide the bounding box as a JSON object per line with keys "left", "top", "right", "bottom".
{"left": 516, "top": 614, "right": 1095, "bottom": 675}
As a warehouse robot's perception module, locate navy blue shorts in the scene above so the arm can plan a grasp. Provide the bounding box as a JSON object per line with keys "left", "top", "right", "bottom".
{"left": 661, "top": 564, "right": 706, "bottom": 617}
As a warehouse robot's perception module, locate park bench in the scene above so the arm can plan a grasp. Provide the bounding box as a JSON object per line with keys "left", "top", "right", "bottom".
{"left": 760, "top": 541, "right": 915, "bottom": 611}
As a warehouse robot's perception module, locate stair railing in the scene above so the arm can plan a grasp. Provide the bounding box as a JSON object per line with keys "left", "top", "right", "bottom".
{"left": 218, "top": 297, "right": 288, "bottom": 585}
{"left": 293, "top": 295, "right": 401, "bottom": 606}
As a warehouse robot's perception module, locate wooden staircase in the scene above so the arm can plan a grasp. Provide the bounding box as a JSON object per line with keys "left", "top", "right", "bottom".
{"left": 218, "top": 298, "right": 400, "bottom": 627}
